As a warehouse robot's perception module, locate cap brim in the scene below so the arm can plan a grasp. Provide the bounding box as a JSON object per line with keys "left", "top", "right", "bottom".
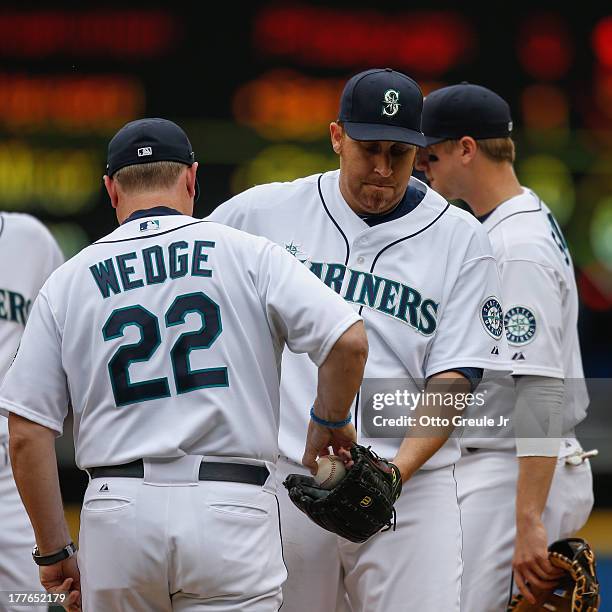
{"left": 344, "top": 122, "right": 426, "bottom": 147}
{"left": 424, "top": 135, "right": 448, "bottom": 146}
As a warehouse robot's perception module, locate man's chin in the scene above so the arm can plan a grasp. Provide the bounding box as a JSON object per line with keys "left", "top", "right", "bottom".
{"left": 362, "top": 198, "right": 394, "bottom": 215}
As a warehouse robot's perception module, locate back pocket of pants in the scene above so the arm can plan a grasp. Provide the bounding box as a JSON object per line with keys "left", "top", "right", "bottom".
{"left": 208, "top": 501, "right": 269, "bottom": 519}
{"left": 83, "top": 496, "right": 133, "bottom": 513}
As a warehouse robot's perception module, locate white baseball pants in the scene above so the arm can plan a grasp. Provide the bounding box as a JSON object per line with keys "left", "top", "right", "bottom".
{"left": 0, "top": 440, "right": 40, "bottom": 612}
{"left": 79, "top": 458, "right": 286, "bottom": 611}
{"left": 277, "top": 457, "right": 462, "bottom": 612}
{"left": 456, "top": 443, "right": 594, "bottom": 612}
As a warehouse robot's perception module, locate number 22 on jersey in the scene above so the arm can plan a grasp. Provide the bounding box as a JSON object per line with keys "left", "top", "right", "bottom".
{"left": 102, "top": 291, "right": 228, "bottom": 406}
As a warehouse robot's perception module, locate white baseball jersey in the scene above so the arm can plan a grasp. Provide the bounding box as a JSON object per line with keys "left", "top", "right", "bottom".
{"left": 0, "top": 213, "right": 63, "bottom": 604}
{"left": 456, "top": 190, "right": 593, "bottom": 611}
{"left": 208, "top": 170, "right": 510, "bottom": 469}
{"left": 490, "top": 191, "right": 587, "bottom": 397}
{"left": 0, "top": 213, "right": 361, "bottom": 469}
{"left": 0, "top": 212, "right": 64, "bottom": 439}
{"left": 469, "top": 189, "right": 589, "bottom": 449}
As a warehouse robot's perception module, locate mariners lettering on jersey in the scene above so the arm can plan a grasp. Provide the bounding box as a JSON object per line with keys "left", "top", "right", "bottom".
{"left": 480, "top": 296, "right": 503, "bottom": 339}
{"left": 504, "top": 305, "right": 537, "bottom": 345}
{"left": 302, "top": 260, "right": 438, "bottom": 335}
{"left": 0, "top": 288, "right": 32, "bottom": 325}
{"left": 89, "top": 241, "right": 215, "bottom": 298}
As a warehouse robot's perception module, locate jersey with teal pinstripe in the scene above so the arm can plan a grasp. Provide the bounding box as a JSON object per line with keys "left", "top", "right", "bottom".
{"left": 208, "top": 170, "right": 511, "bottom": 469}
{"left": 0, "top": 214, "right": 361, "bottom": 469}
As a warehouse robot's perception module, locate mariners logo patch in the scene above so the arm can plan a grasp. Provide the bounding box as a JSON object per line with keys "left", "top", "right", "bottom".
{"left": 504, "top": 305, "right": 537, "bottom": 345}
{"left": 382, "top": 89, "right": 400, "bottom": 117}
{"left": 480, "top": 296, "right": 503, "bottom": 339}
{"left": 284, "top": 241, "right": 306, "bottom": 259}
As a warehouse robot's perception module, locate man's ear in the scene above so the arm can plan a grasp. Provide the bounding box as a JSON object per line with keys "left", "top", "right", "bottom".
{"left": 186, "top": 162, "right": 198, "bottom": 198}
{"left": 103, "top": 175, "right": 119, "bottom": 209}
{"left": 330, "top": 122, "right": 343, "bottom": 155}
{"left": 459, "top": 136, "right": 478, "bottom": 164}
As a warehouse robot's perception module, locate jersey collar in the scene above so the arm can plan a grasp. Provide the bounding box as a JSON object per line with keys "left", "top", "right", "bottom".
{"left": 122, "top": 206, "right": 183, "bottom": 225}
{"left": 321, "top": 170, "right": 449, "bottom": 240}
{"left": 480, "top": 188, "right": 540, "bottom": 231}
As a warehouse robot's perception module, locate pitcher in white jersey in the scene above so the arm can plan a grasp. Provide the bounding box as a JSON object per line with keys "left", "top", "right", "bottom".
{"left": 209, "top": 69, "right": 510, "bottom": 612}
{"left": 0, "top": 118, "right": 368, "bottom": 612}
{"left": 0, "top": 214, "right": 63, "bottom": 612}
{"left": 417, "top": 83, "right": 594, "bottom": 610}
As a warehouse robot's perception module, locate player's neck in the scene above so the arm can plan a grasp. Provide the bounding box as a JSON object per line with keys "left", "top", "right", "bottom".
{"left": 464, "top": 162, "right": 523, "bottom": 218}
{"left": 115, "top": 192, "right": 193, "bottom": 224}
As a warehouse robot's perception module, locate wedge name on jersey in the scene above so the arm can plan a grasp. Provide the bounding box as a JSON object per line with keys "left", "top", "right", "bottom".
{"left": 89, "top": 241, "right": 215, "bottom": 298}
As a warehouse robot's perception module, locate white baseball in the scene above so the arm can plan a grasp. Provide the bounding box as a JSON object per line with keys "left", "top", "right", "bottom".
{"left": 314, "top": 455, "right": 346, "bottom": 489}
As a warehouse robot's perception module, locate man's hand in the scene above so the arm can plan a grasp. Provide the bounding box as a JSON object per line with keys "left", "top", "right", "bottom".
{"left": 513, "top": 515, "right": 564, "bottom": 604}
{"left": 40, "top": 555, "right": 81, "bottom": 612}
{"left": 302, "top": 420, "right": 356, "bottom": 474}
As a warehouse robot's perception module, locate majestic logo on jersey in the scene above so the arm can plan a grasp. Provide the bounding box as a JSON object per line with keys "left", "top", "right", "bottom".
{"left": 382, "top": 89, "right": 401, "bottom": 117}
{"left": 140, "top": 220, "right": 160, "bottom": 232}
{"left": 504, "top": 306, "right": 537, "bottom": 345}
{"left": 302, "top": 260, "right": 439, "bottom": 335}
{"left": 0, "top": 288, "right": 32, "bottom": 326}
{"left": 480, "top": 296, "right": 503, "bottom": 339}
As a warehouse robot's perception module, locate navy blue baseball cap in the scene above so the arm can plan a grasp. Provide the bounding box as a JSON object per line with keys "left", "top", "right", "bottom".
{"left": 422, "top": 83, "right": 513, "bottom": 146}
{"left": 106, "top": 118, "right": 199, "bottom": 200}
{"left": 338, "top": 68, "right": 426, "bottom": 147}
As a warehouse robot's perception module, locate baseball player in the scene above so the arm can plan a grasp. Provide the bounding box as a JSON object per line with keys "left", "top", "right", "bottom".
{"left": 0, "top": 212, "right": 63, "bottom": 612}
{"left": 417, "top": 83, "right": 594, "bottom": 610}
{"left": 208, "top": 68, "right": 510, "bottom": 611}
{"left": 0, "top": 118, "right": 368, "bottom": 612}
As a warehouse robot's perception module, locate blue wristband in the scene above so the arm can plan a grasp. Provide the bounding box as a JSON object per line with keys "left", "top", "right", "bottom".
{"left": 309, "top": 406, "right": 352, "bottom": 429}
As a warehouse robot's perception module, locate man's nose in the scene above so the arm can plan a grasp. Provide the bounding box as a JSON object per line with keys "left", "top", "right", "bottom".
{"left": 374, "top": 152, "right": 393, "bottom": 177}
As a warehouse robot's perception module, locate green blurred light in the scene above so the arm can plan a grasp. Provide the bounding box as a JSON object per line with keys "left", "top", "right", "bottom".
{"left": 516, "top": 155, "right": 575, "bottom": 225}
{"left": 0, "top": 143, "right": 101, "bottom": 215}
{"left": 590, "top": 198, "right": 612, "bottom": 270}
{"left": 47, "top": 222, "right": 90, "bottom": 259}
{"left": 232, "top": 145, "right": 337, "bottom": 194}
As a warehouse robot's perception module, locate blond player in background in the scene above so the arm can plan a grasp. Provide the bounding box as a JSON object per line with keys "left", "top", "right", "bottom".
{"left": 417, "top": 83, "right": 594, "bottom": 610}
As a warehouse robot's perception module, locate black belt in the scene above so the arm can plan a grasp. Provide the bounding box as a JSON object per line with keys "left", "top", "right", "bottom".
{"left": 89, "top": 459, "right": 269, "bottom": 486}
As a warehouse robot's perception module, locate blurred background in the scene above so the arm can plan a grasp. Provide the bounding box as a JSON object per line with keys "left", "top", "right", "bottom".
{"left": 1, "top": 1, "right": 611, "bottom": 608}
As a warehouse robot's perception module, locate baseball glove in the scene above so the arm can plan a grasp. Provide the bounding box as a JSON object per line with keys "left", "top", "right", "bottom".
{"left": 507, "top": 538, "right": 600, "bottom": 611}
{"left": 283, "top": 443, "right": 402, "bottom": 543}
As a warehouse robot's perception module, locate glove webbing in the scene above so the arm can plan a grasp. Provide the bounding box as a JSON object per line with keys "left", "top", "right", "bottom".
{"left": 549, "top": 546, "right": 599, "bottom": 612}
